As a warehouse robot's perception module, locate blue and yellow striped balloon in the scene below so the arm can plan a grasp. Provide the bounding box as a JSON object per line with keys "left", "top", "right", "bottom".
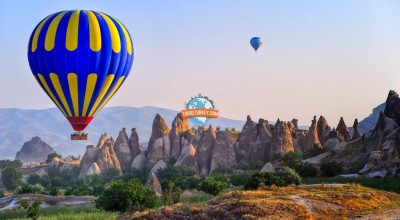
{"left": 27, "top": 10, "right": 134, "bottom": 131}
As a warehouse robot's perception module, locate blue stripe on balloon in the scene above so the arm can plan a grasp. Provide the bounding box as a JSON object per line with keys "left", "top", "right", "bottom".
{"left": 76, "top": 11, "right": 90, "bottom": 116}
{"left": 86, "top": 11, "right": 112, "bottom": 113}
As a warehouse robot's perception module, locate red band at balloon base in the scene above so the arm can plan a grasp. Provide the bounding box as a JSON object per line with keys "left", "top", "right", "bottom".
{"left": 67, "top": 116, "right": 94, "bottom": 131}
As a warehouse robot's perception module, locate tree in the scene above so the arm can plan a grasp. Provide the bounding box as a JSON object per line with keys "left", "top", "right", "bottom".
{"left": 197, "top": 177, "right": 228, "bottom": 196}
{"left": 0, "top": 160, "right": 22, "bottom": 169}
{"left": 96, "top": 179, "right": 156, "bottom": 212}
{"left": 46, "top": 152, "right": 62, "bottom": 164}
{"left": 157, "top": 163, "right": 196, "bottom": 190}
{"left": 21, "top": 199, "right": 41, "bottom": 220}
{"left": 244, "top": 171, "right": 285, "bottom": 190}
{"left": 275, "top": 166, "right": 302, "bottom": 185}
{"left": 162, "top": 181, "right": 182, "bottom": 206}
{"left": 1, "top": 167, "right": 22, "bottom": 190}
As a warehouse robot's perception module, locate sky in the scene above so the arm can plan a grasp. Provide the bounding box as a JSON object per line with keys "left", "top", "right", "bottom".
{"left": 1, "top": 0, "right": 400, "bottom": 127}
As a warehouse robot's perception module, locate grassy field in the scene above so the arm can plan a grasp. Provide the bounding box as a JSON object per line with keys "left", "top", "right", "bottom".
{"left": 0, "top": 204, "right": 117, "bottom": 220}
{"left": 303, "top": 177, "right": 400, "bottom": 194}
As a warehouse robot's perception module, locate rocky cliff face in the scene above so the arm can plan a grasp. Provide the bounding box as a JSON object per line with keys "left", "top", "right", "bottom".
{"left": 235, "top": 116, "right": 257, "bottom": 163}
{"left": 317, "top": 116, "right": 331, "bottom": 145}
{"left": 170, "top": 113, "right": 190, "bottom": 158}
{"left": 305, "top": 116, "right": 321, "bottom": 150}
{"left": 15, "top": 137, "right": 54, "bottom": 165}
{"left": 336, "top": 117, "right": 351, "bottom": 142}
{"left": 270, "top": 120, "right": 294, "bottom": 160}
{"left": 129, "top": 128, "right": 141, "bottom": 159}
{"left": 195, "top": 126, "right": 216, "bottom": 176}
{"left": 114, "top": 128, "right": 132, "bottom": 172}
{"left": 210, "top": 131, "right": 236, "bottom": 172}
{"left": 78, "top": 133, "right": 122, "bottom": 178}
{"left": 146, "top": 114, "right": 171, "bottom": 168}
{"left": 352, "top": 119, "right": 362, "bottom": 140}
{"left": 249, "top": 119, "right": 272, "bottom": 163}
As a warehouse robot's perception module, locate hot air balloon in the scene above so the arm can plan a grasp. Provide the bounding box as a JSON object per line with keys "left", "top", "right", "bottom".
{"left": 250, "top": 37, "right": 262, "bottom": 52}
{"left": 27, "top": 10, "right": 134, "bottom": 140}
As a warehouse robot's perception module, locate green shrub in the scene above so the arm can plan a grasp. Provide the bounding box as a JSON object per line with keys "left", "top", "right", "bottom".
{"left": 278, "top": 151, "right": 303, "bottom": 168}
{"left": 276, "top": 166, "right": 302, "bottom": 185}
{"left": 1, "top": 167, "right": 22, "bottom": 190}
{"left": 320, "top": 161, "right": 344, "bottom": 177}
{"left": 15, "top": 184, "right": 35, "bottom": 194}
{"left": 48, "top": 187, "right": 61, "bottom": 196}
{"left": 0, "top": 160, "right": 22, "bottom": 169}
{"left": 0, "top": 190, "right": 4, "bottom": 198}
{"left": 157, "top": 164, "right": 196, "bottom": 190}
{"left": 27, "top": 174, "right": 42, "bottom": 185}
{"left": 294, "top": 162, "right": 318, "bottom": 178}
{"left": 197, "top": 177, "right": 228, "bottom": 196}
{"left": 244, "top": 171, "right": 285, "bottom": 190}
{"left": 65, "top": 184, "right": 92, "bottom": 196}
{"left": 46, "top": 152, "right": 62, "bottom": 164}
{"left": 209, "top": 171, "right": 229, "bottom": 185}
{"left": 229, "top": 161, "right": 250, "bottom": 171}
{"left": 303, "top": 144, "right": 325, "bottom": 159}
{"left": 96, "top": 179, "right": 156, "bottom": 212}
{"left": 162, "top": 181, "right": 182, "bottom": 206}
{"left": 229, "top": 171, "right": 254, "bottom": 186}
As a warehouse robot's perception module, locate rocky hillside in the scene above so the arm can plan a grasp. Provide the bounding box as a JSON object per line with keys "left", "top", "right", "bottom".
{"left": 78, "top": 109, "right": 359, "bottom": 178}
{"left": 0, "top": 106, "right": 246, "bottom": 159}
{"left": 118, "top": 184, "right": 400, "bottom": 219}
{"left": 15, "top": 137, "right": 54, "bottom": 165}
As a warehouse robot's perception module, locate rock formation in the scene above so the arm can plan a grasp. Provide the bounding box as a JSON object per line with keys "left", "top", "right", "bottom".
{"left": 305, "top": 116, "right": 321, "bottom": 150}
{"left": 270, "top": 121, "right": 294, "bottom": 161}
{"left": 114, "top": 128, "right": 133, "bottom": 172}
{"left": 195, "top": 125, "right": 216, "bottom": 176}
{"left": 146, "top": 114, "right": 171, "bottom": 168}
{"left": 131, "top": 153, "right": 146, "bottom": 170}
{"left": 249, "top": 119, "right": 272, "bottom": 163}
{"left": 15, "top": 137, "right": 55, "bottom": 165}
{"left": 145, "top": 172, "right": 163, "bottom": 197}
{"left": 235, "top": 116, "right": 257, "bottom": 163}
{"left": 78, "top": 133, "right": 122, "bottom": 178}
{"left": 210, "top": 131, "right": 236, "bottom": 172}
{"left": 261, "top": 162, "right": 275, "bottom": 172}
{"left": 336, "top": 117, "right": 351, "bottom": 142}
{"left": 170, "top": 113, "right": 190, "bottom": 158}
{"left": 352, "top": 119, "right": 362, "bottom": 140}
{"left": 129, "top": 128, "right": 141, "bottom": 159}
{"left": 317, "top": 116, "right": 331, "bottom": 145}
{"left": 384, "top": 90, "right": 400, "bottom": 125}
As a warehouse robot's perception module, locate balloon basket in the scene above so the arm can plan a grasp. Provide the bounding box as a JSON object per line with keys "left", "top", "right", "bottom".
{"left": 71, "top": 132, "right": 88, "bottom": 140}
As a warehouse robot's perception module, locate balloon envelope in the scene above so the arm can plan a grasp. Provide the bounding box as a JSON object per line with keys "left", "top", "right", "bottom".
{"left": 27, "top": 10, "right": 134, "bottom": 131}
{"left": 250, "top": 37, "right": 262, "bottom": 51}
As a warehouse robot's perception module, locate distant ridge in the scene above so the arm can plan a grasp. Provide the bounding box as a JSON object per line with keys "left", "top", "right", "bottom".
{"left": 0, "top": 106, "right": 246, "bottom": 159}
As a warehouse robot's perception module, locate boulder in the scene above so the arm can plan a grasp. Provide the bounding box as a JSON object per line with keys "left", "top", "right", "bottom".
{"left": 261, "top": 162, "right": 275, "bottom": 172}
{"left": 145, "top": 172, "right": 163, "bottom": 197}
{"left": 170, "top": 113, "right": 190, "bottom": 158}
{"left": 366, "top": 170, "right": 387, "bottom": 178}
{"left": 130, "top": 153, "right": 146, "bottom": 170}
{"left": 317, "top": 116, "right": 331, "bottom": 145}
{"left": 15, "top": 137, "right": 55, "bottom": 165}
{"left": 336, "top": 117, "right": 351, "bottom": 142}
{"left": 305, "top": 116, "right": 321, "bottom": 150}
{"left": 129, "top": 128, "right": 141, "bottom": 159}
{"left": 176, "top": 144, "right": 196, "bottom": 167}
{"left": 235, "top": 115, "right": 257, "bottom": 163}
{"left": 114, "top": 128, "right": 133, "bottom": 172}
{"left": 86, "top": 162, "right": 101, "bottom": 175}
{"left": 210, "top": 131, "right": 236, "bottom": 172}
{"left": 195, "top": 125, "right": 216, "bottom": 176}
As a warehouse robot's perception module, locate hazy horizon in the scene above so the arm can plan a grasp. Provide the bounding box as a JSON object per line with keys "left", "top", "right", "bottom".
{"left": 1, "top": 0, "right": 399, "bottom": 127}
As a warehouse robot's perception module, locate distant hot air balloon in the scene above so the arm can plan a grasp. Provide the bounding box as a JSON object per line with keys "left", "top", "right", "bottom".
{"left": 27, "top": 10, "right": 134, "bottom": 140}
{"left": 250, "top": 37, "right": 262, "bottom": 52}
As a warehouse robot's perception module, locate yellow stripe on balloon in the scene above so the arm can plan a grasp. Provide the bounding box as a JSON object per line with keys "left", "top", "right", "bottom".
{"left": 82, "top": 73, "right": 97, "bottom": 116}
{"left": 31, "top": 14, "right": 54, "bottom": 52}
{"left": 88, "top": 74, "right": 115, "bottom": 116}
{"left": 66, "top": 10, "right": 80, "bottom": 51}
{"left": 37, "top": 74, "right": 67, "bottom": 116}
{"left": 45, "top": 11, "right": 68, "bottom": 51}
{"left": 86, "top": 10, "right": 101, "bottom": 52}
{"left": 98, "top": 12, "right": 121, "bottom": 53}
{"left": 112, "top": 17, "right": 132, "bottom": 55}
{"left": 93, "top": 76, "right": 125, "bottom": 116}
{"left": 67, "top": 73, "right": 79, "bottom": 116}
{"left": 49, "top": 73, "right": 72, "bottom": 116}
